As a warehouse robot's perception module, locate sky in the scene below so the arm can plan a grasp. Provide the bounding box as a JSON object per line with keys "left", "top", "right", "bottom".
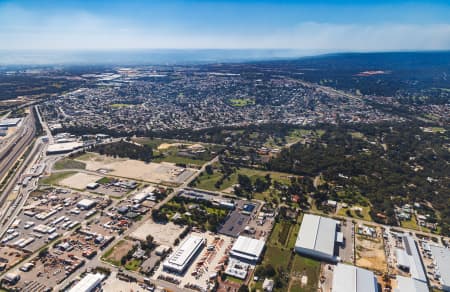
{"left": 1, "top": 0, "right": 450, "bottom": 52}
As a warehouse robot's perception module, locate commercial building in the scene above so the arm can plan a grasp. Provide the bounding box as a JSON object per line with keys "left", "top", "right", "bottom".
{"left": 294, "top": 214, "right": 339, "bottom": 262}
{"left": 46, "top": 142, "right": 83, "bottom": 154}
{"left": 68, "top": 273, "right": 106, "bottom": 292}
{"left": 77, "top": 199, "right": 96, "bottom": 210}
{"left": 430, "top": 245, "right": 450, "bottom": 291}
{"left": 163, "top": 234, "right": 205, "bottom": 274}
{"left": 0, "top": 118, "right": 21, "bottom": 128}
{"left": 395, "top": 235, "right": 427, "bottom": 283}
{"left": 395, "top": 276, "right": 429, "bottom": 292}
{"left": 332, "top": 263, "right": 378, "bottom": 292}
{"left": 224, "top": 258, "right": 249, "bottom": 279}
{"left": 230, "top": 236, "right": 265, "bottom": 263}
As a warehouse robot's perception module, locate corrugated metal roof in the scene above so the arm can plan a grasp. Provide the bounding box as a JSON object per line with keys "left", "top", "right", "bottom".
{"left": 395, "top": 276, "right": 429, "bottom": 292}
{"left": 430, "top": 245, "right": 450, "bottom": 287}
{"left": 231, "top": 236, "right": 265, "bottom": 261}
{"left": 332, "top": 263, "right": 377, "bottom": 292}
{"left": 403, "top": 235, "right": 427, "bottom": 283}
{"left": 295, "top": 214, "right": 337, "bottom": 257}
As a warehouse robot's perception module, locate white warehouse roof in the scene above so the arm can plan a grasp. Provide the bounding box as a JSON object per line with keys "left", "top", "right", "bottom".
{"left": 332, "top": 263, "right": 378, "bottom": 292}
{"left": 230, "top": 236, "right": 265, "bottom": 262}
{"left": 395, "top": 276, "right": 429, "bottom": 292}
{"left": 295, "top": 214, "right": 338, "bottom": 262}
{"left": 430, "top": 245, "right": 450, "bottom": 290}
{"left": 163, "top": 234, "right": 205, "bottom": 273}
{"left": 47, "top": 142, "right": 83, "bottom": 154}
{"left": 402, "top": 235, "right": 427, "bottom": 283}
{"left": 68, "top": 273, "right": 105, "bottom": 292}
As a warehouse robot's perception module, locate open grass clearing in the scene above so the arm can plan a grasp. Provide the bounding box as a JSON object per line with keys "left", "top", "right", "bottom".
{"left": 53, "top": 158, "right": 86, "bottom": 170}
{"left": 39, "top": 171, "right": 77, "bottom": 185}
{"left": 289, "top": 255, "right": 321, "bottom": 292}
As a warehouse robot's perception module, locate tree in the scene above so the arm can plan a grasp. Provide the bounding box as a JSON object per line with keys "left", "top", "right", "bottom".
{"left": 205, "top": 165, "right": 214, "bottom": 175}
{"left": 238, "top": 285, "right": 249, "bottom": 292}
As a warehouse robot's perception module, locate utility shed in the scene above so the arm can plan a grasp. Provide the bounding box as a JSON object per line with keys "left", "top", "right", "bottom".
{"left": 230, "top": 236, "right": 265, "bottom": 263}
{"left": 430, "top": 245, "right": 450, "bottom": 291}
{"left": 294, "top": 214, "right": 338, "bottom": 262}
{"left": 395, "top": 276, "right": 429, "bottom": 292}
{"left": 332, "top": 263, "right": 378, "bottom": 292}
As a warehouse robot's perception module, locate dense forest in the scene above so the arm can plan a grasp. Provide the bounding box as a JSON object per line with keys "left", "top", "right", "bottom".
{"left": 267, "top": 122, "right": 450, "bottom": 234}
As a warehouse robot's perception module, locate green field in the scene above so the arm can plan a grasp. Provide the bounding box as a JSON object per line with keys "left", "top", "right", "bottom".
{"left": 53, "top": 158, "right": 86, "bottom": 170}
{"left": 400, "top": 215, "right": 420, "bottom": 230}
{"left": 124, "top": 258, "right": 142, "bottom": 271}
{"left": 228, "top": 98, "right": 255, "bottom": 107}
{"left": 194, "top": 166, "right": 295, "bottom": 193}
{"left": 289, "top": 255, "right": 321, "bottom": 292}
{"left": 39, "top": 171, "right": 76, "bottom": 185}
{"left": 111, "top": 103, "right": 132, "bottom": 108}
{"left": 337, "top": 205, "right": 372, "bottom": 222}
{"left": 152, "top": 154, "right": 209, "bottom": 166}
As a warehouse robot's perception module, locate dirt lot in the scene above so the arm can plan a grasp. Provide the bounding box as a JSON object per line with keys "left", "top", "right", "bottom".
{"left": 76, "top": 153, "right": 196, "bottom": 185}
{"left": 104, "top": 239, "right": 135, "bottom": 265}
{"left": 130, "top": 220, "right": 186, "bottom": 246}
{"left": 355, "top": 228, "right": 387, "bottom": 273}
{"left": 59, "top": 172, "right": 102, "bottom": 190}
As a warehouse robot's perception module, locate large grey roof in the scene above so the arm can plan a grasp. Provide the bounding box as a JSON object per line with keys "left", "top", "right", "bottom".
{"left": 332, "top": 263, "right": 378, "bottom": 292}
{"left": 295, "top": 214, "right": 337, "bottom": 257}
{"left": 403, "top": 235, "right": 427, "bottom": 283}
{"left": 430, "top": 245, "right": 450, "bottom": 287}
{"left": 395, "top": 276, "right": 429, "bottom": 292}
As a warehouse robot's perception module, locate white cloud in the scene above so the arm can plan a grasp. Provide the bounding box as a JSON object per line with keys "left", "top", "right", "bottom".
{"left": 0, "top": 4, "right": 449, "bottom": 51}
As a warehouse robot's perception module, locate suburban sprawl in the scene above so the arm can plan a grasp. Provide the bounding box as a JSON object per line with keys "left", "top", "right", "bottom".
{"left": 0, "top": 52, "right": 449, "bottom": 292}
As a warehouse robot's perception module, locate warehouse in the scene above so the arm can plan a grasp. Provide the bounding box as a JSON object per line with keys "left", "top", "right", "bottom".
{"left": 430, "top": 245, "right": 450, "bottom": 291}
{"left": 395, "top": 235, "right": 427, "bottom": 283}
{"left": 229, "top": 235, "right": 265, "bottom": 263}
{"left": 46, "top": 142, "right": 83, "bottom": 154}
{"left": 77, "top": 199, "right": 96, "bottom": 210}
{"left": 395, "top": 276, "right": 429, "bottom": 292}
{"left": 68, "top": 273, "right": 106, "bottom": 292}
{"left": 0, "top": 118, "right": 21, "bottom": 128}
{"left": 294, "top": 214, "right": 339, "bottom": 262}
{"left": 163, "top": 234, "right": 205, "bottom": 274}
{"left": 332, "top": 263, "right": 378, "bottom": 292}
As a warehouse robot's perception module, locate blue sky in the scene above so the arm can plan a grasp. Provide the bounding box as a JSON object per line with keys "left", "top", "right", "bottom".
{"left": 1, "top": 0, "right": 450, "bottom": 51}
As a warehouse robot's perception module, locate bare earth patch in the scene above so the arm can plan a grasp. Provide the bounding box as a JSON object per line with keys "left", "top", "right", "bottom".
{"left": 59, "top": 172, "right": 102, "bottom": 190}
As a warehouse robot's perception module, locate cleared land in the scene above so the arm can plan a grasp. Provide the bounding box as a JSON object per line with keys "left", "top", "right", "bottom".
{"left": 102, "top": 239, "right": 134, "bottom": 266}
{"left": 355, "top": 228, "right": 387, "bottom": 273}
{"left": 289, "top": 255, "right": 321, "bottom": 292}
{"left": 59, "top": 172, "right": 103, "bottom": 190}
{"left": 75, "top": 153, "right": 196, "bottom": 185}
{"left": 130, "top": 220, "right": 186, "bottom": 246}
{"left": 39, "top": 171, "right": 77, "bottom": 185}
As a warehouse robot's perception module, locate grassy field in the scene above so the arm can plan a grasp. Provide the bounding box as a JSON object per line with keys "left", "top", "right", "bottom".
{"left": 337, "top": 205, "right": 372, "bottom": 222}
{"left": 111, "top": 103, "right": 132, "bottom": 108}
{"left": 39, "top": 171, "right": 77, "bottom": 185}
{"left": 75, "top": 152, "right": 98, "bottom": 161}
{"left": 289, "top": 255, "right": 321, "bottom": 292}
{"left": 53, "top": 158, "right": 86, "bottom": 170}
{"left": 124, "top": 258, "right": 142, "bottom": 271}
{"left": 400, "top": 215, "right": 419, "bottom": 230}
{"left": 194, "top": 166, "right": 295, "bottom": 192}
{"left": 228, "top": 98, "right": 255, "bottom": 107}
{"left": 96, "top": 177, "right": 114, "bottom": 184}
{"left": 152, "top": 153, "right": 209, "bottom": 166}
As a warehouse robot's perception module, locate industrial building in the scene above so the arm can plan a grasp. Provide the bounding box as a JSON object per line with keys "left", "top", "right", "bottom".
{"left": 395, "top": 276, "right": 429, "bottom": 292}
{"left": 395, "top": 235, "right": 427, "bottom": 283}
{"left": 0, "top": 118, "right": 21, "bottom": 128}
{"left": 332, "top": 263, "right": 378, "bottom": 292}
{"left": 68, "top": 273, "right": 106, "bottom": 292}
{"left": 46, "top": 142, "right": 83, "bottom": 154}
{"left": 77, "top": 199, "right": 96, "bottom": 210}
{"left": 430, "top": 245, "right": 450, "bottom": 291}
{"left": 294, "top": 214, "right": 339, "bottom": 262}
{"left": 163, "top": 234, "right": 205, "bottom": 274}
{"left": 229, "top": 235, "right": 265, "bottom": 263}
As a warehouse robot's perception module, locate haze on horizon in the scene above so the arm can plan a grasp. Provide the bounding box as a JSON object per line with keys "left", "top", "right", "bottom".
{"left": 1, "top": 0, "right": 450, "bottom": 64}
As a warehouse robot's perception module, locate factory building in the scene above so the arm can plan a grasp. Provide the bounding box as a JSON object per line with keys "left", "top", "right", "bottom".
{"left": 163, "top": 235, "right": 205, "bottom": 274}
{"left": 395, "top": 235, "right": 427, "bottom": 283}
{"left": 77, "top": 199, "right": 97, "bottom": 210}
{"left": 294, "top": 214, "right": 339, "bottom": 262}
{"left": 395, "top": 276, "right": 429, "bottom": 292}
{"left": 68, "top": 273, "right": 106, "bottom": 292}
{"left": 332, "top": 263, "right": 378, "bottom": 292}
{"left": 229, "top": 236, "right": 265, "bottom": 263}
{"left": 46, "top": 142, "right": 83, "bottom": 155}
{"left": 430, "top": 245, "right": 450, "bottom": 291}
